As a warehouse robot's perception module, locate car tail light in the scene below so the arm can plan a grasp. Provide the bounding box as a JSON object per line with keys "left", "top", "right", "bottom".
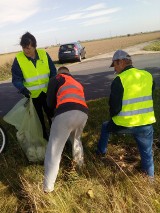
{"left": 74, "top": 47, "right": 78, "bottom": 55}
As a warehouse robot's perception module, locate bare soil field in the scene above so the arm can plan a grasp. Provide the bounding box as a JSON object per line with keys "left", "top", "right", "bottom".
{"left": 0, "top": 31, "right": 160, "bottom": 66}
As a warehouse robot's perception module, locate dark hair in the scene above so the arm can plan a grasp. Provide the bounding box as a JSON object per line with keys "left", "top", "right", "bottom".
{"left": 115, "top": 58, "right": 132, "bottom": 66}
{"left": 58, "top": 66, "right": 69, "bottom": 74}
{"left": 123, "top": 58, "right": 132, "bottom": 65}
{"left": 20, "top": 32, "right": 37, "bottom": 48}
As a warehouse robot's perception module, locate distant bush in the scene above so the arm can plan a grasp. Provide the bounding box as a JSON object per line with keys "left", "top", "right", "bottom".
{"left": 0, "top": 60, "right": 12, "bottom": 81}
{"left": 143, "top": 40, "right": 160, "bottom": 51}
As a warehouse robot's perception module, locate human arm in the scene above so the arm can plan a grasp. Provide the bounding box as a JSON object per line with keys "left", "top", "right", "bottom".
{"left": 151, "top": 79, "right": 155, "bottom": 100}
{"left": 11, "top": 58, "right": 31, "bottom": 98}
{"left": 152, "top": 79, "right": 155, "bottom": 92}
{"left": 47, "top": 74, "right": 65, "bottom": 110}
{"left": 11, "top": 58, "right": 24, "bottom": 91}
{"left": 109, "top": 76, "right": 124, "bottom": 117}
{"left": 46, "top": 53, "right": 57, "bottom": 78}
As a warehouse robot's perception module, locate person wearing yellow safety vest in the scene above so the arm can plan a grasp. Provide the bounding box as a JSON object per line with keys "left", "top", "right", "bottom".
{"left": 43, "top": 66, "right": 88, "bottom": 193}
{"left": 11, "top": 32, "right": 57, "bottom": 140}
{"left": 96, "top": 50, "right": 156, "bottom": 178}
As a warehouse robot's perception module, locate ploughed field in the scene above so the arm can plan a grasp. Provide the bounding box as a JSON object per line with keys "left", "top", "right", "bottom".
{"left": 0, "top": 31, "right": 160, "bottom": 66}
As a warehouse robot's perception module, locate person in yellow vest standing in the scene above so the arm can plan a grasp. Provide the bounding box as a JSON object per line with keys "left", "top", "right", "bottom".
{"left": 43, "top": 66, "right": 88, "bottom": 193}
{"left": 11, "top": 32, "right": 57, "bottom": 140}
{"left": 96, "top": 50, "right": 156, "bottom": 178}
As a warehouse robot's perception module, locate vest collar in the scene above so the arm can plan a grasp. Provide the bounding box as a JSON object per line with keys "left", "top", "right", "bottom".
{"left": 122, "top": 65, "right": 134, "bottom": 73}
{"left": 60, "top": 73, "right": 72, "bottom": 77}
{"left": 25, "top": 50, "right": 39, "bottom": 61}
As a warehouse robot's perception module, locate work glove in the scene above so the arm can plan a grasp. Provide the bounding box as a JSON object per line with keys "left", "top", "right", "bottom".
{"left": 20, "top": 87, "right": 31, "bottom": 98}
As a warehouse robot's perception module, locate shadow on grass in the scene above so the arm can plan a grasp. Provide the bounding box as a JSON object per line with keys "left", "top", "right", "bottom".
{"left": 0, "top": 118, "right": 36, "bottom": 211}
{"left": 0, "top": 65, "right": 160, "bottom": 211}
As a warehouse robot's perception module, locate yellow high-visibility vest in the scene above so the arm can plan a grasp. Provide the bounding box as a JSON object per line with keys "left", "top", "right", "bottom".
{"left": 16, "top": 49, "right": 50, "bottom": 98}
{"left": 112, "top": 68, "right": 156, "bottom": 127}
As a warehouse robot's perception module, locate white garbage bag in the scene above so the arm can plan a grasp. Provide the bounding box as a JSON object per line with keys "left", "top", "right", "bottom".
{"left": 3, "top": 98, "right": 47, "bottom": 162}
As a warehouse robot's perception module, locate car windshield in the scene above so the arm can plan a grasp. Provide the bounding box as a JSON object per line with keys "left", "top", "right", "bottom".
{"left": 60, "top": 44, "right": 75, "bottom": 52}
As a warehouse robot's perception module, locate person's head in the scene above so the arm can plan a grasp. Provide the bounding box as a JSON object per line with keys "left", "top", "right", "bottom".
{"left": 57, "top": 66, "right": 70, "bottom": 74}
{"left": 20, "top": 32, "right": 37, "bottom": 58}
{"left": 110, "top": 50, "right": 132, "bottom": 74}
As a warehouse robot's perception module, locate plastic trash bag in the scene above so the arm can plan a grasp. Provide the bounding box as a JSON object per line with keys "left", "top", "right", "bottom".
{"left": 3, "top": 98, "right": 47, "bottom": 162}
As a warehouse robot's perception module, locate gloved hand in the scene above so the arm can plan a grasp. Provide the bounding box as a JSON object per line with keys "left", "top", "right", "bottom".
{"left": 20, "top": 87, "right": 31, "bottom": 98}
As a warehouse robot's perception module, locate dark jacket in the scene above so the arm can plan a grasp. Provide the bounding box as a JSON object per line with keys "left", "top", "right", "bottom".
{"left": 11, "top": 50, "right": 57, "bottom": 92}
{"left": 107, "top": 65, "right": 155, "bottom": 132}
{"left": 47, "top": 73, "right": 89, "bottom": 118}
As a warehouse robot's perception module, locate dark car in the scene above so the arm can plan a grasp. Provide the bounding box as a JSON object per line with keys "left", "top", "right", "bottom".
{"left": 58, "top": 42, "right": 86, "bottom": 63}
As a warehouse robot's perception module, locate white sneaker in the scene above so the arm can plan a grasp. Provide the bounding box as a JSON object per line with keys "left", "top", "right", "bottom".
{"left": 43, "top": 187, "right": 54, "bottom": 193}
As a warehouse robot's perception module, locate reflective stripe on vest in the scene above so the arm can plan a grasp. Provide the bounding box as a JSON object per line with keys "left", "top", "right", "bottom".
{"left": 59, "top": 93, "right": 85, "bottom": 102}
{"left": 112, "top": 68, "right": 156, "bottom": 127}
{"left": 57, "top": 85, "right": 79, "bottom": 96}
{"left": 56, "top": 74, "right": 88, "bottom": 108}
{"left": 122, "top": 95, "right": 152, "bottom": 105}
{"left": 25, "top": 74, "right": 49, "bottom": 83}
{"left": 16, "top": 49, "right": 50, "bottom": 98}
{"left": 118, "top": 107, "right": 153, "bottom": 116}
{"left": 27, "top": 83, "right": 48, "bottom": 91}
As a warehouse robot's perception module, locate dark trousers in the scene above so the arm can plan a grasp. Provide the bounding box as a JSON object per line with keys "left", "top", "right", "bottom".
{"left": 32, "top": 92, "right": 52, "bottom": 140}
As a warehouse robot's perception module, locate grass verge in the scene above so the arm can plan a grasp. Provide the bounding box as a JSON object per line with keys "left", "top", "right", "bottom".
{"left": 143, "top": 40, "right": 160, "bottom": 51}
{"left": 0, "top": 90, "right": 160, "bottom": 212}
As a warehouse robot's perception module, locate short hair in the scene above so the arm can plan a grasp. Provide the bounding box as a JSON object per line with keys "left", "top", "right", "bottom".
{"left": 123, "top": 58, "right": 132, "bottom": 65}
{"left": 58, "top": 66, "right": 70, "bottom": 74}
{"left": 20, "top": 32, "right": 37, "bottom": 48}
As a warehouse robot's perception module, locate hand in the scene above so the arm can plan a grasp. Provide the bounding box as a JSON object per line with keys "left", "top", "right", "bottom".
{"left": 24, "top": 93, "right": 31, "bottom": 98}
{"left": 20, "top": 87, "right": 31, "bottom": 98}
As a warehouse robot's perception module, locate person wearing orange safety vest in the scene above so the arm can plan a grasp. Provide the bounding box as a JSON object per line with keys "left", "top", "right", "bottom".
{"left": 43, "top": 66, "right": 88, "bottom": 193}
{"left": 96, "top": 50, "right": 156, "bottom": 178}
{"left": 11, "top": 32, "right": 57, "bottom": 140}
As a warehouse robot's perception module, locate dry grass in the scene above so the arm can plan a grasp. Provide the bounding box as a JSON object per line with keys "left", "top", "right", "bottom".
{"left": 0, "top": 31, "right": 160, "bottom": 67}
{"left": 1, "top": 90, "right": 160, "bottom": 212}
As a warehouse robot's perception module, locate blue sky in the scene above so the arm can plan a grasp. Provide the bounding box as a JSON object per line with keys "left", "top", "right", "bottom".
{"left": 0, "top": 0, "right": 160, "bottom": 54}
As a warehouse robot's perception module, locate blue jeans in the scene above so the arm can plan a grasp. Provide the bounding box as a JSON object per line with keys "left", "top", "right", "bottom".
{"left": 97, "top": 121, "right": 154, "bottom": 177}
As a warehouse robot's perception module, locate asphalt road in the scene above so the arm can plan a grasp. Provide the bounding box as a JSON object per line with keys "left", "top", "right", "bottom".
{"left": 0, "top": 53, "right": 160, "bottom": 117}
{"left": 71, "top": 53, "right": 160, "bottom": 99}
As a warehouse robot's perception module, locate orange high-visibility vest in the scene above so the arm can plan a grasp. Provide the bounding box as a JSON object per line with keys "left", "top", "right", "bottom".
{"left": 56, "top": 74, "right": 88, "bottom": 108}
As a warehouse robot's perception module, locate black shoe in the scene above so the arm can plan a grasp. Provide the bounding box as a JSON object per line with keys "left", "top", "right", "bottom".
{"left": 43, "top": 133, "right": 49, "bottom": 141}
{"left": 95, "top": 150, "right": 106, "bottom": 157}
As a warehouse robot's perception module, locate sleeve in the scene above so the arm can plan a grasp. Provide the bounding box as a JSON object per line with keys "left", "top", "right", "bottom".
{"left": 46, "top": 76, "right": 59, "bottom": 110}
{"left": 152, "top": 79, "right": 155, "bottom": 92}
{"left": 152, "top": 79, "right": 155, "bottom": 99}
{"left": 47, "top": 75, "right": 65, "bottom": 110}
{"left": 11, "top": 58, "right": 25, "bottom": 91}
{"left": 109, "top": 76, "right": 124, "bottom": 117}
{"left": 46, "top": 52, "right": 57, "bottom": 78}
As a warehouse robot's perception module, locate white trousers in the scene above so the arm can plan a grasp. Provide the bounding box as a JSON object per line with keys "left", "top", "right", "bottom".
{"left": 43, "top": 110, "right": 88, "bottom": 192}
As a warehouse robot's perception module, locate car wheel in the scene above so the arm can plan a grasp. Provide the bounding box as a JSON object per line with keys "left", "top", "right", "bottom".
{"left": 78, "top": 55, "right": 82, "bottom": 62}
{"left": 59, "top": 60, "right": 64, "bottom": 64}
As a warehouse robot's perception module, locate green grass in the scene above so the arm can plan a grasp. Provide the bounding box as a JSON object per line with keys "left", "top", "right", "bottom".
{"left": 143, "top": 40, "right": 160, "bottom": 51}
{"left": 1, "top": 90, "right": 160, "bottom": 212}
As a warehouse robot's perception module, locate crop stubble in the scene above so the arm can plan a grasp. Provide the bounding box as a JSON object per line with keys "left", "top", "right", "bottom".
{"left": 0, "top": 32, "right": 160, "bottom": 66}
